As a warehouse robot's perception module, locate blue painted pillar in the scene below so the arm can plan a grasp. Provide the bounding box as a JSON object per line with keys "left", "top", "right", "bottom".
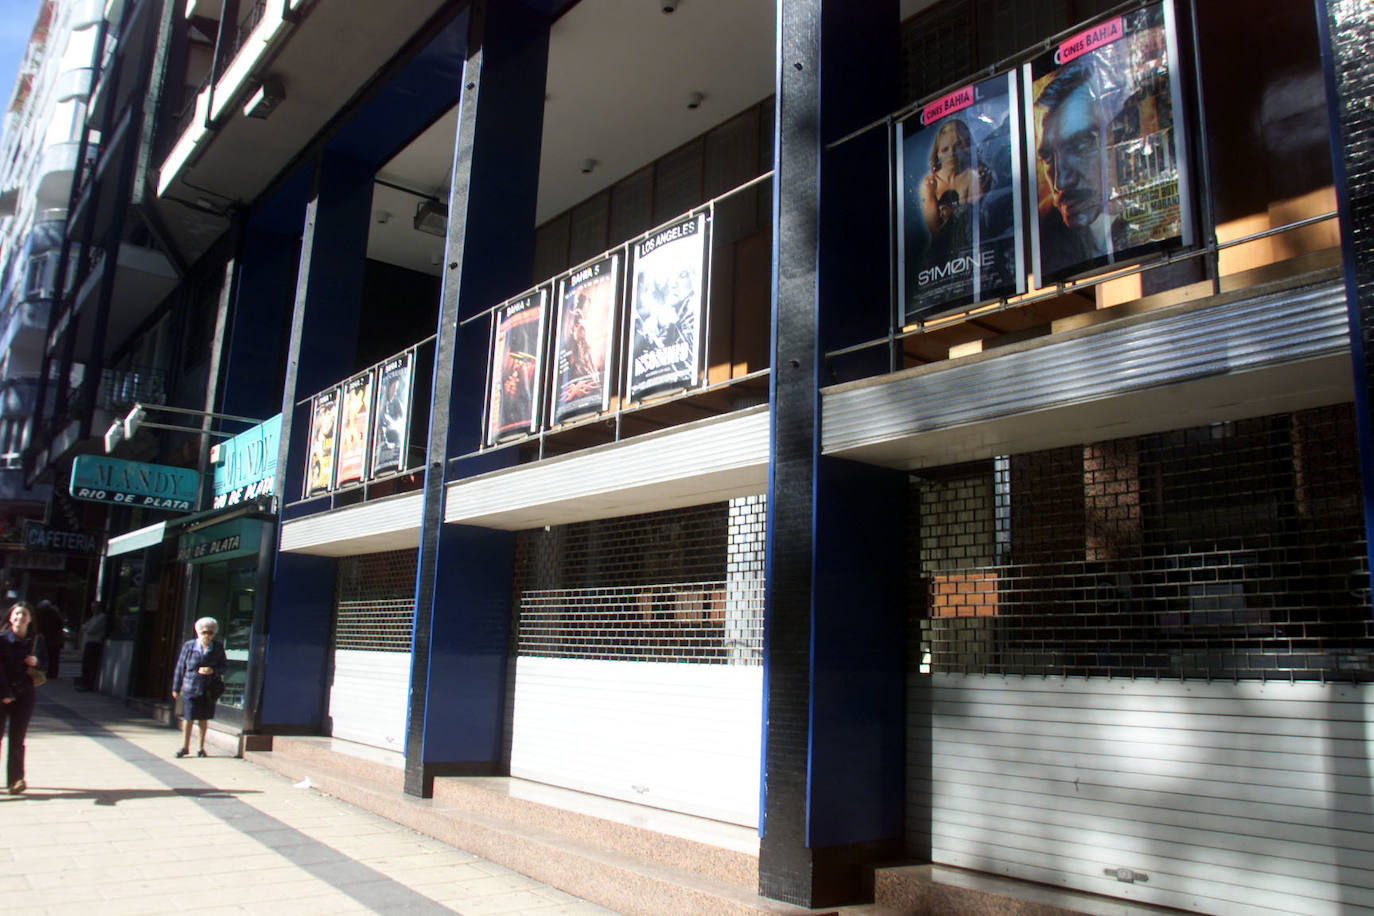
{"left": 762, "top": 0, "right": 904, "bottom": 906}
{"left": 404, "top": 0, "right": 551, "bottom": 796}
{"left": 220, "top": 225, "right": 300, "bottom": 421}
{"left": 257, "top": 151, "right": 372, "bottom": 732}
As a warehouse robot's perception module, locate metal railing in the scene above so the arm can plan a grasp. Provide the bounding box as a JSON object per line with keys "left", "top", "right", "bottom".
{"left": 458, "top": 173, "right": 776, "bottom": 469}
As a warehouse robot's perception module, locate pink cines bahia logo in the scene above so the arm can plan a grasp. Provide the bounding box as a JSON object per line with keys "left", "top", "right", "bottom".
{"left": 1055, "top": 16, "right": 1124, "bottom": 65}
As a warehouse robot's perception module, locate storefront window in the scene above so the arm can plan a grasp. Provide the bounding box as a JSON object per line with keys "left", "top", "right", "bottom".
{"left": 192, "top": 557, "right": 256, "bottom": 708}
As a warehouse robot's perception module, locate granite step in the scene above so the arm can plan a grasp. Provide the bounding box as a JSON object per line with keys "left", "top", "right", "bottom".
{"left": 246, "top": 738, "right": 826, "bottom": 916}
{"left": 873, "top": 864, "right": 1194, "bottom": 916}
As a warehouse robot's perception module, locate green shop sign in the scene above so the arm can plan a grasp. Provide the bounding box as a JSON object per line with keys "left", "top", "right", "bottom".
{"left": 177, "top": 518, "right": 263, "bottom": 565}
{"left": 70, "top": 456, "right": 200, "bottom": 511}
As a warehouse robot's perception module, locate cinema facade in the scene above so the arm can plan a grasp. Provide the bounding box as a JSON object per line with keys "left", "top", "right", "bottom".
{"left": 31, "top": 0, "right": 1374, "bottom": 911}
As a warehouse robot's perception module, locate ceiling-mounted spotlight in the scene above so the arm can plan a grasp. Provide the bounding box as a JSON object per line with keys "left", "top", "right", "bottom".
{"left": 244, "top": 77, "right": 285, "bottom": 119}
{"left": 686, "top": 91, "right": 704, "bottom": 110}
{"left": 659, "top": 0, "right": 678, "bottom": 12}
{"left": 580, "top": 158, "right": 597, "bottom": 174}
{"left": 413, "top": 199, "right": 448, "bottom": 237}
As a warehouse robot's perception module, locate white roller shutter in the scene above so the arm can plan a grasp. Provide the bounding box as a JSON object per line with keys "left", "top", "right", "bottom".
{"left": 329, "top": 649, "right": 410, "bottom": 751}
{"left": 511, "top": 656, "right": 762, "bottom": 826}
{"left": 507, "top": 496, "right": 766, "bottom": 828}
{"left": 327, "top": 551, "right": 417, "bottom": 753}
{"left": 915, "top": 674, "right": 1374, "bottom": 916}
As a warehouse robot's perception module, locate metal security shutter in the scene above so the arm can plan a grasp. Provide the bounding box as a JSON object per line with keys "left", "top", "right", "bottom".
{"left": 907, "top": 406, "right": 1374, "bottom": 915}
{"left": 329, "top": 550, "right": 416, "bottom": 752}
{"left": 508, "top": 497, "right": 766, "bottom": 827}
{"left": 920, "top": 675, "right": 1374, "bottom": 916}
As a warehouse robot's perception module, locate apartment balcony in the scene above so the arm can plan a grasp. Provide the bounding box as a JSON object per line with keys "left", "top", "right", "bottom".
{"left": 54, "top": 66, "right": 94, "bottom": 104}
{"left": 49, "top": 238, "right": 176, "bottom": 366}
{"left": 26, "top": 364, "right": 166, "bottom": 481}
{"left": 34, "top": 142, "right": 88, "bottom": 209}
{"left": 0, "top": 296, "right": 52, "bottom": 358}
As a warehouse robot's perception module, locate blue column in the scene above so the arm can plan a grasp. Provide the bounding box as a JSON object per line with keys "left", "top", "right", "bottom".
{"left": 257, "top": 151, "right": 372, "bottom": 732}
{"left": 762, "top": 0, "right": 903, "bottom": 906}
{"left": 404, "top": 0, "right": 551, "bottom": 795}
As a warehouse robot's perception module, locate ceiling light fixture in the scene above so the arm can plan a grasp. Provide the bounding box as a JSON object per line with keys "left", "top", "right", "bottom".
{"left": 244, "top": 78, "right": 285, "bottom": 119}
{"left": 413, "top": 199, "right": 448, "bottom": 237}
{"left": 580, "top": 158, "right": 597, "bottom": 174}
{"left": 686, "top": 91, "right": 704, "bottom": 110}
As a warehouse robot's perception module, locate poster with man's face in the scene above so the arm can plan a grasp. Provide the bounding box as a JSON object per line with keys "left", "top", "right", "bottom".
{"left": 370, "top": 354, "right": 412, "bottom": 478}
{"left": 898, "top": 72, "right": 1023, "bottom": 324}
{"left": 1025, "top": 0, "right": 1193, "bottom": 285}
{"left": 335, "top": 371, "right": 374, "bottom": 487}
{"left": 304, "top": 387, "right": 339, "bottom": 497}
{"left": 629, "top": 215, "right": 706, "bottom": 401}
{"left": 551, "top": 255, "right": 619, "bottom": 425}
{"left": 487, "top": 289, "right": 547, "bottom": 445}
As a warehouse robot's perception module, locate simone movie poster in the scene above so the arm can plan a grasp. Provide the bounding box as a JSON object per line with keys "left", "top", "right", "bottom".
{"left": 1024, "top": 0, "right": 1193, "bottom": 285}
{"left": 899, "top": 71, "right": 1023, "bottom": 324}
{"left": 370, "top": 353, "right": 412, "bottom": 478}
{"left": 304, "top": 386, "right": 339, "bottom": 497}
{"left": 629, "top": 214, "right": 706, "bottom": 401}
{"left": 487, "top": 289, "right": 546, "bottom": 445}
{"left": 334, "top": 370, "right": 374, "bottom": 487}
{"left": 551, "top": 254, "right": 619, "bottom": 424}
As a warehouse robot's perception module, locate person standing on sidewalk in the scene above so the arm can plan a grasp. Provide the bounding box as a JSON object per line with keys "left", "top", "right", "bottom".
{"left": 77, "top": 603, "right": 107, "bottom": 692}
{"left": 33, "top": 600, "right": 64, "bottom": 679}
{"left": 170, "top": 617, "right": 227, "bottom": 758}
{"left": 0, "top": 601, "right": 47, "bottom": 794}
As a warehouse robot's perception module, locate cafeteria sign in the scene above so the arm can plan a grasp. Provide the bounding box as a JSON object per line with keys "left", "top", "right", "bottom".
{"left": 70, "top": 455, "right": 199, "bottom": 511}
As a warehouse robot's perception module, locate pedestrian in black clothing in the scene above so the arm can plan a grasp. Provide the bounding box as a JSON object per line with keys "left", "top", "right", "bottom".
{"left": 33, "top": 600, "right": 64, "bottom": 679}
{"left": 0, "top": 601, "right": 47, "bottom": 794}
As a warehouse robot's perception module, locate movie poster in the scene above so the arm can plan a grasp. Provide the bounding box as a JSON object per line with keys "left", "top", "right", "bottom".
{"left": 486, "top": 289, "right": 547, "bottom": 445}
{"left": 370, "top": 353, "right": 412, "bottom": 478}
{"left": 551, "top": 254, "right": 619, "bottom": 425}
{"left": 304, "top": 387, "right": 339, "bottom": 497}
{"left": 628, "top": 214, "right": 706, "bottom": 401}
{"left": 1024, "top": 0, "right": 1193, "bottom": 285}
{"left": 335, "top": 370, "right": 374, "bottom": 487}
{"left": 898, "top": 72, "right": 1024, "bottom": 323}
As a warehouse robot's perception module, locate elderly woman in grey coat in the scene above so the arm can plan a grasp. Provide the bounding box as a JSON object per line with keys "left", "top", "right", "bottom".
{"left": 171, "top": 616, "right": 228, "bottom": 758}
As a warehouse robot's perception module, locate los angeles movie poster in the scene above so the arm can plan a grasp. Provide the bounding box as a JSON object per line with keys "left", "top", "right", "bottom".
{"left": 370, "top": 353, "right": 412, "bottom": 478}
{"left": 1024, "top": 0, "right": 1193, "bottom": 285}
{"left": 487, "top": 289, "right": 547, "bottom": 445}
{"left": 551, "top": 254, "right": 619, "bottom": 425}
{"left": 304, "top": 386, "right": 339, "bottom": 498}
{"left": 334, "top": 370, "right": 374, "bottom": 487}
{"left": 628, "top": 214, "right": 706, "bottom": 401}
{"left": 898, "top": 71, "right": 1024, "bottom": 324}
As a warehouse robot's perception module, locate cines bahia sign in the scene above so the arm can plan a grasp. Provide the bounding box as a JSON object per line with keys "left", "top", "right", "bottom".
{"left": 70, "top": 455, "right": 200, "bottom": 512}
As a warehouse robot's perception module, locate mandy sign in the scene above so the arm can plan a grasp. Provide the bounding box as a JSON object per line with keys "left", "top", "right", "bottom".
{"left": 71, "top": 455, "right": 199, "bottom": 512}
{"left": 210, "top": 414, "right": 281, "bottom": 510}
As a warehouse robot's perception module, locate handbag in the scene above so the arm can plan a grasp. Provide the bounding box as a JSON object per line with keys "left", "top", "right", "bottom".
{"left": 207, "top": 674, "right": 225, "bottom": 700}
{"left": 25, "top": 634, "right": 45, "bottom": 686}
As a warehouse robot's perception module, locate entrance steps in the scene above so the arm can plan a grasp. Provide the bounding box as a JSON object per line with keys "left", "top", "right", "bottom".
{"left": 245, "top": 736, "right": 843, "bottom": 916}
{"left": 872, "top": 865, "right": 1193, "bottom": 916}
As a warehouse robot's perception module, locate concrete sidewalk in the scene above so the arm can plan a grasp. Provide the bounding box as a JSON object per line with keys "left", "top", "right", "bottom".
{"left": 0, "top": 678, "right": 616, "bottom": 916}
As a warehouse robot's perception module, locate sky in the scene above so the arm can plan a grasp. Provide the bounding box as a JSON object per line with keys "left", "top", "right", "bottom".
{"left": 0, "top": 0, "right": 40, "bottom": 119}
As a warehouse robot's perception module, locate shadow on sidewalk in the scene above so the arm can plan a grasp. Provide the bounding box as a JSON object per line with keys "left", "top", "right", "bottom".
{"left": 0, "top": 785, "right": 263, "bottom": 806}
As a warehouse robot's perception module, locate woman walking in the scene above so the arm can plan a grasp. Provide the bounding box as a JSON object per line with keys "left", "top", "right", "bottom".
{"left": 171, "top": 616, "right": 227, "bottom": 758}
{"left": 0, "top": 601, "right": 47, "bottom": 794}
